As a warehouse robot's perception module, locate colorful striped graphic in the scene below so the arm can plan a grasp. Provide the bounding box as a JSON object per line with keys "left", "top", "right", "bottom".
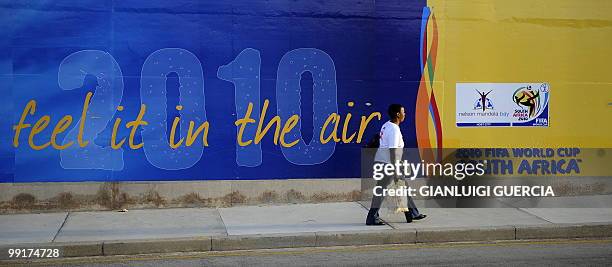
{"left": 415, "top": 7, "right": 443, "bottom": 163}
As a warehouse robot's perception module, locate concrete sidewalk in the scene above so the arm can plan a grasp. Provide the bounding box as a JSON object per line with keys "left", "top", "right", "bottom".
{"left": 1, "top": 202, "right": 612, "bottom": 259}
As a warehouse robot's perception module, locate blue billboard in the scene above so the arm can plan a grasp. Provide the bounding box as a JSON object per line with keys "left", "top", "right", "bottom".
{"left": 0, "top": 0, "right": 427, "bottom": 182}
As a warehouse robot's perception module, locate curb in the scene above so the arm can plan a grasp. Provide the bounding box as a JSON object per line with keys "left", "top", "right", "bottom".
{"left": 1, "top": 223, "right": 611, "bottom": 260}
{"left": 416, "top": 226, "right": 515, "bottom": 243}
{"left": 315, "top": 229, "right": 416, "bottom": 247}
{"left": 104, "top": 237, "right": 212, "bottom": 256}
{"left": 212, "top": 233, "right": 316, "bottom": 251}
{"left": 516, "top": 223, "right": 612, "bottom": 240}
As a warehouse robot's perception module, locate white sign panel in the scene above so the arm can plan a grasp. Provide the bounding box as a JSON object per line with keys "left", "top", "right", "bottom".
{"left": 456, "top": 83, "right": 550, "bottom": 127}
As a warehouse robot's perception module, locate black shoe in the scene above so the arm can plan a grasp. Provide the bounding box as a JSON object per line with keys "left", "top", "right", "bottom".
{"left": 366, "top": 208, "right": 384, "bottom": 225}
{"left": 404, "top": 212, "right": 413, "bottom": 223}
{"left": 413, "top": 214, "right": 427, "bottom": 220}
{"left": 366, "top": 217, "right": 385, "bottom": 226}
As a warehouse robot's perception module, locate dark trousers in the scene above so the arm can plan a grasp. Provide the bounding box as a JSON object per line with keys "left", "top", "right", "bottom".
{"left": 369, "top": 171, "right": 420, "bottom": 218}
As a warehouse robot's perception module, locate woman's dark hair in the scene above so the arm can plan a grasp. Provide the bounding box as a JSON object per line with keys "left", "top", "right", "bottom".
{"left": 388, "top": 104, "right": 404, "bottom": 119}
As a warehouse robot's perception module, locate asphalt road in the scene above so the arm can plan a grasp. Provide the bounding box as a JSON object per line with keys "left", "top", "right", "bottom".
{"left": 5, "top": 239, "right": 612, "bottom": 267}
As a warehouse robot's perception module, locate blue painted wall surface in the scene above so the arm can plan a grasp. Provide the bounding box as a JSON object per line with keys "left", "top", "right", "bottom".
{"left": 0, "top": 0, "right": 426, "bottom": 182}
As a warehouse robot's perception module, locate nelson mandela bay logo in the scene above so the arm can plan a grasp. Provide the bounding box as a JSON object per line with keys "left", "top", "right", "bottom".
{"left": 473, "top": 90, "right": 494, "bottom": 111}
{"left": 512, "top": 83, "right": 549, "bottom": 121}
